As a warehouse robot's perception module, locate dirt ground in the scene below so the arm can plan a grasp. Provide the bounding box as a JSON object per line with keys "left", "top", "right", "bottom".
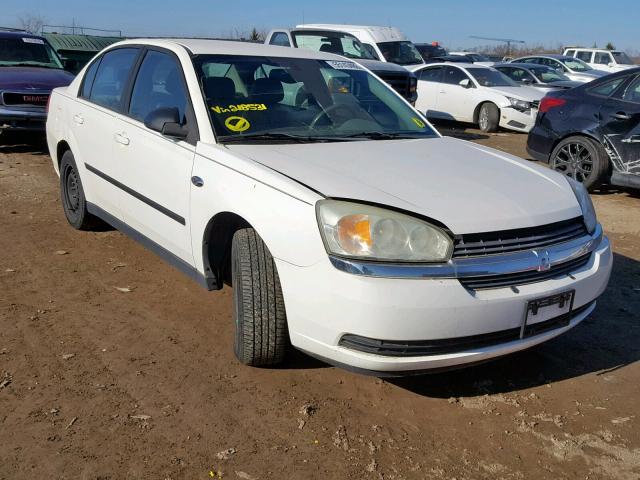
{"left": 1, "top": 125, "right": 639, "bottom": 480}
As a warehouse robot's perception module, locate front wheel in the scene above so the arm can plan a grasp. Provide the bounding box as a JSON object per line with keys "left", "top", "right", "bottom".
{"left": 231, "top": 228, "right": 289, "bottom": 366}
{"left": 478, "top": 102, "right": 499, "bottom": 133}
{"left": 550, "top": 136, "right": 609, "bottom": 191}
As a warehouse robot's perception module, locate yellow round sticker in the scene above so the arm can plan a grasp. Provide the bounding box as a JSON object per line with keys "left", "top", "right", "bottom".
{"left": 224, "top": 116, "right": 251, "bottom": 132}
{"left": 412, "top": 117, "right": 426, "bottom": 128}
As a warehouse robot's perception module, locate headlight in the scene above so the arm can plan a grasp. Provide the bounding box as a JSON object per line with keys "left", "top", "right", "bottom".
{"left": 507, "top": 97, "right": 532, "bottom": 111}
{"left": 566, "top": 177, "right": 597, "bottom": 234}
{"left": 316, "top": 200, "right": 453, "bottom": 262}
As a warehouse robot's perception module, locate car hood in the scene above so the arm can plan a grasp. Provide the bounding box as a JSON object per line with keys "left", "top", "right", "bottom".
{"left": 226, "top": 137, "right": 580, "bottom": 234}
{"left": 486, "top": 85, "right": 544, "bottom": 101}
{"left": 0, "top": 66, "right": 74, "bottom": 91}
{"left": 356, "top": 59, "right": 410, "bottom": 74}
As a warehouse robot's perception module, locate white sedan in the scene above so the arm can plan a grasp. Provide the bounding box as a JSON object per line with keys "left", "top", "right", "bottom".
{"left": 410, "top": 63, "right": 545, "bottom": 133}
{"left": 46, "top": 39, "right": 611, "bottom": 375}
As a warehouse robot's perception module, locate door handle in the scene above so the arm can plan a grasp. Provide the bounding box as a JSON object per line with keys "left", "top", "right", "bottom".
{"left": 191, "top": 176, "right": 204, "bottom": 187}
{"left": 114, "top": 132, "right": 130, "bottom": 146}
{"left": 73, "top": 114, "right": 84, "bottom": 125}
{"left": 621, "top": 135, "right": 640, "bottom": 144}
{"left": 611, "top": 112, "right": 631, "bottom": 121}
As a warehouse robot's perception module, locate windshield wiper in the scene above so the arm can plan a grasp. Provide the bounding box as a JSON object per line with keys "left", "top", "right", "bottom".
{"left": 2, "top": 62, "right": 62, "bottom": 69}
{"left": 219, "top": 132, "right": 349, "bottom": 144}
{"left": 342, "top": 131, "right": 423, "bottom": 140}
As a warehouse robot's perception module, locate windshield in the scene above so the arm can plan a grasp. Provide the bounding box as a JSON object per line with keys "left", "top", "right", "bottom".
{"left": 562, "top": 57, "right": 592, "bottom": 72}
{"left": 529, "top": 66, "right": 570, "bottom": 83}
{"left": 292, "top": 31, "right": 375, "bottom": 60}
{"left": 612, "top": 51, "right": 633, "bottom": 64}
{"left": 468, "top": 69, "right": 518, "bottom": 87}
{"left": 193, "top": 55, "right": 437, "bottom": 143}
{"left": 377, "top": 41, "right": 424, "bottom": 65}
{"left": 468, "top": 53, "right": 491, "bottom": 62}
{"left": 0, "top": 37, "right": 63, "bottom": 68}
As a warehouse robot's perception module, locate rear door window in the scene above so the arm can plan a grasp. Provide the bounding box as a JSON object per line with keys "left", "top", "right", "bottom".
{"left": 618, "top": 76, "right": 640, "bottom": 104}
{"left": 88, "top": 48, "right": 139, "bottom": 111}
{"left": 594, "top": 52, "right": 612, "bottom": 65}
{"left": 576, "top": 51, "right": 592, "bottom": 62}
{"left": 419, "top": 66, "right": 443, "bottom": 82}
{"left": 269, "top": 32, "right": 291, "bottom": 47}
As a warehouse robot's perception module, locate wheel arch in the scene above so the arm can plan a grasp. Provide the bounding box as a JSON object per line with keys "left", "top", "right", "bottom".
{"left": 473, "top": 100, "right": 499, "bottom": 124}
{"left": 56, "top": 140, "right": 72, "bottom": 169}
{"left": 202, "top": 211, "right": 253, "bottom": 290}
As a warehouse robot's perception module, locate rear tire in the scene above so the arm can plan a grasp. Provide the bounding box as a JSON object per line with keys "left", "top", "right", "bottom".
{"left": 231, "top": 228, "right": 289, "bottom": 366}
{"left": 550, "top": 136, "right": 609, "bottom": 191}
{"left": 60, "top": 150, "right": 101, "bottom": 230}
{"left": 478, "top": 102, "right": 499, "bottom": 132}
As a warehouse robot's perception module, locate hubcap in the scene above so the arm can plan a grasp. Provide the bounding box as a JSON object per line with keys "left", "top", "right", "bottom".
{"left": 64, "top": 166, "right": 80, "bottom": 212}
{"left": 553, "top": 142, "right": 593, "bottom": 183}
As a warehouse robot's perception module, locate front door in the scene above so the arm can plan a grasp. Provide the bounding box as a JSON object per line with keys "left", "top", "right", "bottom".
{"left": 113, "top": 49, "right": 197, "bottom": 265}
{"left": 599, "top": 74, "right": 640, "bottom": 177}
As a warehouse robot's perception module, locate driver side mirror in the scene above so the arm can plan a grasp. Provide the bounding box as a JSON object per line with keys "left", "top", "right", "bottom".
{"left": 521, "top": 78, "right": 533, "bottom": 85}
{"left": 144, "top": 107, "right": 189, "bottom": 140}
{"left": 459, "top": 78, "right": 472, "bottom": 88}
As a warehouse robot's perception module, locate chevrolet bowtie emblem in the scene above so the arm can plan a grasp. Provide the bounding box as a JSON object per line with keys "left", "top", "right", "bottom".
{"left": 533, "top": 249, "right": 552, "bottom": 272}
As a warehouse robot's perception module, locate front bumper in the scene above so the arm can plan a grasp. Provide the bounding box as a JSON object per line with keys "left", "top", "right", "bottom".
{"left": 0, "top": 106, "right": 47, "bottom": 132}
{"left": 276, "top": 233, "right": 612, "bottom": 373}
{"left": 499, "top": 107, "right": 538, "bottom": 133}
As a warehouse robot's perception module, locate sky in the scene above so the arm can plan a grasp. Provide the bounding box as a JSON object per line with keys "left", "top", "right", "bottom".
{"left": 3, "top": 0, "right": 639, "bottom": 52}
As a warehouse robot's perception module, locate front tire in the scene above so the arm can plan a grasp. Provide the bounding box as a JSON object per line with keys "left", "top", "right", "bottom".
{"left": 550, "top": 136, "right": 609, "bottom": 191}
{"left": 60, "top": 150, "right": 100, "bottom": 230}
{"left": 231, "top": 228, "right": 289, "bottom": 366}
{"left": 478, "top": 102, "right": 499, "bottom": 132}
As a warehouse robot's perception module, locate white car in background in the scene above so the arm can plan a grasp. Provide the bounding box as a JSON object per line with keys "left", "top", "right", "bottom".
{"left": 510, "top": 55, "right": 607, "bottom": 83}
{"left": 563, "top": 47, "right": 636, "bottom": 73}
{"left": 410, "top": 63, "right": 544, "bottom": 132}
{"left": 297, "top": 24, "right": 425, "bottom": 68}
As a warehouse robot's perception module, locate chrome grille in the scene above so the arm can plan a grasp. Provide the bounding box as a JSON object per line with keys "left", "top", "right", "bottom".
{"left": 453, "top": 217, "right": 587, "bottom": 258}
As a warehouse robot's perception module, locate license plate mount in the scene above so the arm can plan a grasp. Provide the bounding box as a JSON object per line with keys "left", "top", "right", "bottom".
{"left": 521, "top": 290, "right": 574, "bottom": 338}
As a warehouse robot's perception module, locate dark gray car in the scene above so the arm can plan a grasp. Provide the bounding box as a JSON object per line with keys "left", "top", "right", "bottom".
{"left": 495, "top": 63, "right": 582, "bottom": 93}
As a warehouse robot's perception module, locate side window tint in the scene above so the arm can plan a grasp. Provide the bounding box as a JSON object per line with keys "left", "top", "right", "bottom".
{"left": 594, "top": 52, "right": 612, "bottom": 65}
{"left": 89, "top": 48, "right": 139, "bottom": 111}
{"left": 576, "top": 51, "right": 592, "bottom": 62}
{"left": 588, "top": 77, "right": 626, "bottom": 97}
{"left": 419, "top": 66, "right": 443, "bottom": 82}
{"left": 565, "top": 50, "right": 576, "bottom": 57}
{"left": 443, "top": 66, "right": 468, "bottom": 85}
{"left": 129, "top": 50, "right": 188, "bottom": 124}
{"left": 80, "top": 58, "right": 101, "bottom": 98}
{"left": 269, "top": 33, "right": 291, "bottom": 47}
{"left": 362, "top": 43, "right": 380, "bottom": 60}
{"left": 621, "top": 76, "right": 640, "bottom": 104}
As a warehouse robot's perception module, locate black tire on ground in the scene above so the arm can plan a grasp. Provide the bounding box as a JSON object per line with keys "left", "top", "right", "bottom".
{"left": 59, "top": 150, "right": 100, "bottom": 230}
{"left": 478, "top": 102, "right": 500, "bottom": 133}
{"left": 550, "top": 135, "right": 609, "bottom": 191}
{"left": 231, "top": 228, "right": 289, "bottom": 366}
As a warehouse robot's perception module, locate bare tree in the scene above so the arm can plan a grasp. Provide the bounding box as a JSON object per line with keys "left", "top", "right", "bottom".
{"left": 18, "top": 14, "right": 46, "bottom": 34}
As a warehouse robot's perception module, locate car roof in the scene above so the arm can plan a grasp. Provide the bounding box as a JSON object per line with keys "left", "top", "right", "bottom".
{"left": 408, "top": 62, "right": 493, "bottom": 72}
{"left": 516, "top": 54, "right": 573, "bottom": 61}
{"left": 0, "top": 30, "right": 44, "bottom": 40}
{"left": 495, "top": 62, "right": 552, "bottom": 69}
{"left": 105, "top": 38, "right": 344, "bottom": 60}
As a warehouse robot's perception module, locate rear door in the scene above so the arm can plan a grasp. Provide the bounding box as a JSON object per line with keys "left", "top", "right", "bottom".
{"left": 113, "top": 48, "right": 197, "bottom": 264}
{"left": 73, "top": 47, "right": 141, "bottom": 218}
{"left": 599, "top": 74, "right": 640, "bottom": 176}
{"left": 414, "top": 65, "right": 444, "bottom": 116}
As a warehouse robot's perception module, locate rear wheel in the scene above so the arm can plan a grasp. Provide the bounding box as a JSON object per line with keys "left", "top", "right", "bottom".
{"left": 60, "top": 150, "right": 101, "bottom": 230}
{"left": 550, "top": 136, "right": 609, "bottom": 191}
{"left": 231, "top": 228, "right": 289, "bottom": 366}
{"left": 478, "top": 102, "right": 499, "bottom": 132}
